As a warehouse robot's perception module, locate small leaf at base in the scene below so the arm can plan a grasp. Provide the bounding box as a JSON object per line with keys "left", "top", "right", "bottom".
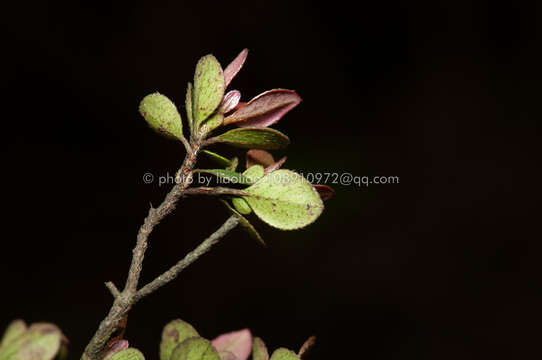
{"left": 110, "top": 348, "right": 145, "bottom": 360}
{"left": 211, "top": 329, "right": 251, "bottom": 360}
{"left": 170, "top": 337, "right": 220, "bottom": 360}
{"left": 252, "top": 338, "right": 269, "bottom": 360}
{"left": 269, "top": 348, "right": 299, "bottom": 360}
{"left": 160, "top": 320, "right": 199, "bottom": 360}
{"left": 0, "top": 320, "right": 27, "bottom": 348}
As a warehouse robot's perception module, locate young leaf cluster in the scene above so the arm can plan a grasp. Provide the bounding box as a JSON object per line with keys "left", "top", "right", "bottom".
{"left": 139, "top": 49, "right": 332, "bottom": 238}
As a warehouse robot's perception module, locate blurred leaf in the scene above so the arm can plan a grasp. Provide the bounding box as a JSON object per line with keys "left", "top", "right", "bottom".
{"left": 186, "top": 82, "right": 194, "bottom": 135}
{"left": 269, "top": 349, "right": 299, "bottom": 360}
{"left": 193, "top": 55, "right": 225, "bottom": 129}
{"left": 160, "top": 320, "right": 199, "bottom": 360}
{"left": 220, "top": 90, "right": 241, "bottom": 114}
{"left": 224, "top": 90, "right": 301, "bottom": 128}
{"left": 242, "top": 165, "right": 265, "bottom": 183}
{"left": 252, "top": 338, "right": 269, "bottom": 360}
{"left": 223, "top": 49, "right": 248, "bottom": 88}
{"left": 243, "top": 170, "right": 324, "bottom": 230}
{"left": 109, "top": 348, "right": 144, "bottom": 360}
{"left": 170, "top": 337, "right": 220, "bottom": 360}
{"left": 0, "top": 320, "right": 27, "bottom": 349}
{"left": 194, "top": 169, "right": 253, "bottom": 185}
{"left": 54, "top": 334, "right": 69, "bottom": 360}
{"left": 297, "top": 336, "right": 315, "bottom": 360}
{"left": 221, "top": 200, "right": 264, "bottom": 246}
{"left": 211, "top": 329, "right": 251, "bottom": 360}
{"left": 139, "top": 93, "right": 183, "bottom": 140}
{"left": 214, "top": 128, "right": 289, "bottom": 150}
{"left": 0, "top": 323, "right": 62, "bottom": 360}
{"left": 246, "top": 150, "right": 275, "bottom": 169}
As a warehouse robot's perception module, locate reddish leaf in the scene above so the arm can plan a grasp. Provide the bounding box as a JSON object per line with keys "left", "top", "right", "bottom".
{"left": 232, "top": 102, "right": 247, "bottom": 112}
{"left": 220, "top": 90, "right": 241, "bottom": 114}
{"left": 264, "top": 156, "right": 287, "bottom": 174}
{"left": 224, "top": 49, "right": 248, "bottom": 88}
{"left": 224, "top": 89, "right": 301, "bottom": 127}
{"left": 313, "top": 185, "right": 335, "bottom": 201}
{"left": 211, "top": 329, "right": 252, "bottom": 360}
{"left": 297, "top": 336, "right": 316, "bottom": 359}
{"left": 246, "top": 150, "right": 275, "bottom": 169}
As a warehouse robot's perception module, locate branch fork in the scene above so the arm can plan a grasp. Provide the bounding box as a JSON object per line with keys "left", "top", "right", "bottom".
{"left": 83, "top": 144, "right": 241, "bottom": 360}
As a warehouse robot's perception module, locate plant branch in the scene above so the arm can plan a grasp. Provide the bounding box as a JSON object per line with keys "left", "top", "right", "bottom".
{"left": 83, "top": 147, "right": 199, "bottom": 360}
{"left": 105, "top": 282, "right": 120, "bottom": 298}
{"left": 123, "top": 149, "right": 198, "bottom": 295}
{"left": 134, "top": 215, "right": 240, "bottom": 302}
{"left": 179, "top": 135, "right": 192, "bottom": 156}
{"left": 182, "top": 187, "right": 253, "bottom": 198}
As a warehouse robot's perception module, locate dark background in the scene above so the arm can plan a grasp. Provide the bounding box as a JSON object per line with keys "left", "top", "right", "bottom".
{"left": 1, "top": 1, "right": 540, "bottom": 359}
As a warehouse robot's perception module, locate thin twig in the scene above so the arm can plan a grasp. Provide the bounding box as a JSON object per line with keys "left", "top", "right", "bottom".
{"left": 105, "top": 282, "right": 120, "bottom": 298}
{"left": 134, "top": 215, "right": 240, "bottom": 302}
{"left": 123, "top": 150, "right": 198, "bottom": 295}
{"left": 83, "top": 148, "right": 199, "bottom": 360}
{"left": 182, "top": 187, "right": 253, "bottom": 198}
{"left": 179, "top": 135, "right": 192, "bottom": 156}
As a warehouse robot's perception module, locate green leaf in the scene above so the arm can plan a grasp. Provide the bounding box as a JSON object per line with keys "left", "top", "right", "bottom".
{"left": 0, "top": 320, "right": 27, "bottom": 349}
{"left": 110, "top": 348, "right": 145, "bottom": 360}
{"left": 139, "top": 93, "right": 183, "bottom": 140}
{"left": 0, "top": 323, "right": 62, "bottom": 360}
{"left": 221, "top": 200, "right": 264, "bottom": 246}
{"left": 170, "top": 337, "right": 220, "bottom": 360}
{"left": 186, "top": 82, "right": 194, "bottom": 135}
{"left": 242, "top": 165, "right": 265, "bottom": 183}
{"left": 232, "top": 197, "right": 252, "bottom": 215}
{"left": 269, "top": 349, "right": 299, "bottom": 360}
{"left": 214, "top": 127, "right": 290, "bottom": 150}
{"left": 252, "top": 337, "right": 269, "bottom": 360}
{"left": 242, "top": 170, "right": 324, "bottom": 230}
{"left": 202, "top": 150, "right": 233, "bottom": 168}
{"left": 193, "top": 55, "right": 225, "bottom": 129}
{"left": 103, "top": 340, "right": 129, "bottom": 360}
{"left": 201, "top": 113, "right": 224, "bottom": 135}
{"left": 194, "top": 169, "right": 253, "bottom": 185}
{"left": 160, "top": 320, "right": 199, "bottom": 360}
